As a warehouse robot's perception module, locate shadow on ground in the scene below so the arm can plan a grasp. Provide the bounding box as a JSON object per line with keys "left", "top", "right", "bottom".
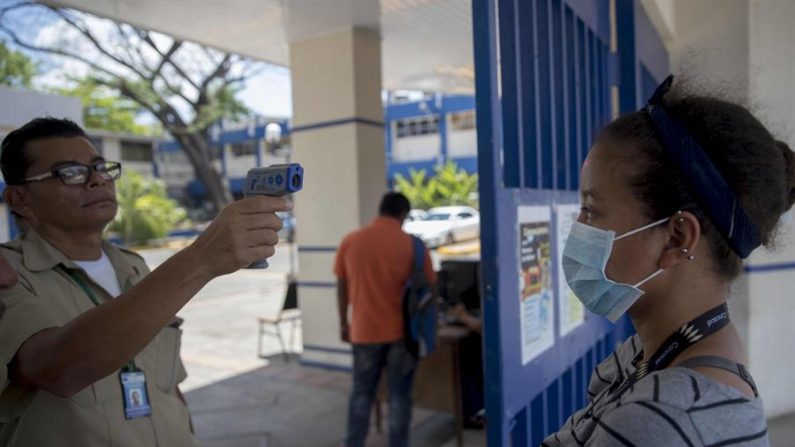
{"left": 185, "top": 353, "right": 474, "bottom": 447}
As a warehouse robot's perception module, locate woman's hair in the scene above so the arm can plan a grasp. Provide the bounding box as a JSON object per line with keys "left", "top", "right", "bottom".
{"left": 599, "top": 88, "right": 795, "bottom": 280}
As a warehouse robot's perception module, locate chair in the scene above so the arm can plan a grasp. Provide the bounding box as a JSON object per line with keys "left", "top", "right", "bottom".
{"left": 257, "top": 281, "right": 301, "bottom": 361}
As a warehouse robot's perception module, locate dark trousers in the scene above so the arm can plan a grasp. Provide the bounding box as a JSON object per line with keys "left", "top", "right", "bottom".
{"left": 346, "top": 341, "right": 418, "bottom": 447}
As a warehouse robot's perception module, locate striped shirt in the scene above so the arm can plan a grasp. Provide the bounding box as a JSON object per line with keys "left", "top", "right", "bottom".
{"left": 543, "top": 335, "right": 769, "bottom": 446}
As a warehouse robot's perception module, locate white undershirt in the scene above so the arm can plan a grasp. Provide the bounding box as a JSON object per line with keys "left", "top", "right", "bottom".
{"left": 72, "top": 250, "right": 122, "bottom": 298}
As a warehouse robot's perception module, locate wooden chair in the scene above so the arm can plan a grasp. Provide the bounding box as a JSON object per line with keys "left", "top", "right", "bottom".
{"left": 257, "top": 281, "right": 301, "bottom": 361}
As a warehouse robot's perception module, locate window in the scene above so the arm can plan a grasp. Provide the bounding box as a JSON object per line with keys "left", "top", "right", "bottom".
{"left": 458, "top": 212, "right": 474, "bottom": 219}
{"left": 395, "top": 116, "right": 440, "bottom": 138}
{"left": 451, "top": 111, "right": 476, "bottom": 131}
{"left": 396, "top": 121, "right": 407, "bottom": 138}
{"left": 230, "top": 140, "right": 258, "bottom": 157}
{"left": 121, "top": 141, "right": 153, "bottom": 162}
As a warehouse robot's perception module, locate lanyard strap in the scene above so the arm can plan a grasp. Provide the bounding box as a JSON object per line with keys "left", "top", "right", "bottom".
{"left": 607, "top": 302, "right": 731, "bottom": 403}
{"left": 63, "top": 268, "right": 137, "bottom": 372}
{"left": 640, "top": 302, "right": 730, "bottom": 376}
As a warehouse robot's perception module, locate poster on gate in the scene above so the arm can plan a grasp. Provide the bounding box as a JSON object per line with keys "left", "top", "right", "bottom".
{"left": 517, "top": 206, "right": 554, "bottom": 365}
{"left": 556, "top": 204, "right": 585, "bottom": 336}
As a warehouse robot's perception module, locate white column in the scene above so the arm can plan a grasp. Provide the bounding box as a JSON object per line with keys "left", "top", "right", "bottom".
{"left": 290, "top": 28, "right": 386, "bottom": 369}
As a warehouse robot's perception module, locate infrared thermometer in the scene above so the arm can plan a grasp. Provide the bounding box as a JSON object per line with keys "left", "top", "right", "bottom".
{"left": 243, "top": 163, "right": 304, "bottom": 268}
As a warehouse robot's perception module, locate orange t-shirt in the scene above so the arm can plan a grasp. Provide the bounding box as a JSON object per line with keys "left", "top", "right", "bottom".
{"left": 334, "top": 216, "right": 437, "bottom": 344}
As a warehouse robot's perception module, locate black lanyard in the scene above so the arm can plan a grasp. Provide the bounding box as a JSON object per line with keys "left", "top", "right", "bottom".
{"left": 639, "top": 302, "right": 730, "bottom": 376}
{"left": 609, "top": 302, "right": 730, "bottom": 402}
{"left": 64, "top": 268, "right": 137, "bottom": 373}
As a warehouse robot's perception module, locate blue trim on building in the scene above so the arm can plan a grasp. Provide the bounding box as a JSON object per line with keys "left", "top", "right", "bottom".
{"left": 158, "top": 141, "right": 182, "bottom": 153}
{"left": 291, "top": 117, "right": 383, "bottom": 133}
{"left": 388, "top": 159, "right": 438, "bottom": 182}
{"left": 384, "top": 95, "right": 475, "bottom": 120}
{"left": 220, "top": 137, "right": 228, "bottom": 178}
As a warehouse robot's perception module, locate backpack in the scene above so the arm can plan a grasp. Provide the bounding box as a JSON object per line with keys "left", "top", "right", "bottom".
{"left": 402, "top": 236, "right": 437, "bottom": 358}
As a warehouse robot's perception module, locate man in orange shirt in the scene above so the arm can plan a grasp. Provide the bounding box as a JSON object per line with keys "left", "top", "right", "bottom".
{"left": 335, "top": 192, "right": 436, "bottom": 447}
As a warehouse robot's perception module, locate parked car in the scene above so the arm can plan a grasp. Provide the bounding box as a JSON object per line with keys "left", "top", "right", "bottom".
{"left": 403, "top": 206, "right": 480, "bottom": 248}
{"left": 406, "top": 209, "right": 428, "bottom": 222}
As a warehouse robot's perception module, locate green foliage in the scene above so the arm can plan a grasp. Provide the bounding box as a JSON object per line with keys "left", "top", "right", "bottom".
{"left": 0, "top": 40, "right": 36, "bottom": 89}
{"left": 53, "top": 78, "right": 161, "bottom": 135}
{"left": 109, "top": 171, "right": 187, "bottom": 245}
{"left": 190, "top": 83, "right": 250, "bottom": 132}
{"left": 394, "top": 162, "right": 479, "bottom": 210}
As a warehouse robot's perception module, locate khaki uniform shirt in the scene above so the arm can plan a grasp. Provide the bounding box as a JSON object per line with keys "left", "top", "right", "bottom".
{"left": 0, "top": 230, "right": 197, "bottom": 446}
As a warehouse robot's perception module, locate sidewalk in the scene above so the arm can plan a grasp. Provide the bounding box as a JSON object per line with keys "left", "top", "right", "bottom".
{"left": 143, "top": 243, "right": 481, "bottom": 447}
{"left": 185, "top": 355, "right": 485, "bottom": 447}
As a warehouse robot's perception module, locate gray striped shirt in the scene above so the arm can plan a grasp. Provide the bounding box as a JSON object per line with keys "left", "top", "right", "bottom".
{"left": 543, "top": 335, "right": 769, "bottom": 446}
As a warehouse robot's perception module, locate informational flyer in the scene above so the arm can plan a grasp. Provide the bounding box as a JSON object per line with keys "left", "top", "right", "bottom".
{"left": 556, "top": 204, "right": 585, "bottom": 336}
{"left": 517, "top": 206, "right": 554, "bottom": 365}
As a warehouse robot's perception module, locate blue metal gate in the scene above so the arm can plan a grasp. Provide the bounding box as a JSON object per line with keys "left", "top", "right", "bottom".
{"left": 472, "top": 0, "right": 668, "bottom": 444}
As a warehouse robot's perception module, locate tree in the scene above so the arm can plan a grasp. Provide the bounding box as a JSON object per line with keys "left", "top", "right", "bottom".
{"left": 0, "top": 2, "right": 264, "bottom": 213}
{"left": 394, "top": 162, "right": 479, "bottom": 210}
{"left": 53, "top": 78, "right": 161, "bottom": 135}
{"left": 0, "top": 39, "right": 35, "bottom": 88}
{"left": 109, "top": 170, "right": 187, "bottom": 245}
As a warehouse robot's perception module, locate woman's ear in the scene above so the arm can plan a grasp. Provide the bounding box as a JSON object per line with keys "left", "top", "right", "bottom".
{"left": 658, "top": 210, "right": 701, "bottom": 270}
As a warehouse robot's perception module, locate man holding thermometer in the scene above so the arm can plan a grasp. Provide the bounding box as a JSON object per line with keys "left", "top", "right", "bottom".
{"left": 0, "top": 117, "right": 299, "bottom": 446}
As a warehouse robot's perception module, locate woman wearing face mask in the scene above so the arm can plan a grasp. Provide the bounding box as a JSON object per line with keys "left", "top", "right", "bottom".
{"left": 543, "top": 77, "right": 793, "bottom": 447}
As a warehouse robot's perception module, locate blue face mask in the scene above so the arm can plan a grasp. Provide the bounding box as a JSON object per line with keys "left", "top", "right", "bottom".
{"left": 562, "top": 216, "right": 671, "bottom": 322}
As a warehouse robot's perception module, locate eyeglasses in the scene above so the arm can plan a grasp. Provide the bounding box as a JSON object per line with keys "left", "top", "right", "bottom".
{"left": 23, "top": 161, "right": 122, "bottom": 186}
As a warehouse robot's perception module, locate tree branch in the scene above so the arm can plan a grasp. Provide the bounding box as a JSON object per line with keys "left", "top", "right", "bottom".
{"left": 149, "top": 39, "right": 181, "bottom": 82}
{"left": 0, "top": 23, "right": 125, "bottom": 80}
{"left": 119, "top": 23, "right": 154, "bottom": 74}
{"left": 50, "top": 7, "right": 150, "bottom": 80}
{"left": 141, "top": 33, "right": 200, "bottom": 92}
{"left": 0, "top": 1, "right": 37, "bottom": 21}
{"left": 193, "top": 54, "right": 232, "bottom": 113}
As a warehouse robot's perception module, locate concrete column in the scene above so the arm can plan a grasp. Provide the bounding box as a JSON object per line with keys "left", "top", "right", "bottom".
{"left": 289, "top": 28, "right": 386, "bottom": 369}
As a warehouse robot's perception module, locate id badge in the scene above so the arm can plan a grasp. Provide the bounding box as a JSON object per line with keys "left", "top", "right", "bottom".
{"left": 120, "top": 370, "right": 152, "bottom": 419}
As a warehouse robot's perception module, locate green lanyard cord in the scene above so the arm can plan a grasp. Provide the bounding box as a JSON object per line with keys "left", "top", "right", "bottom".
{"left": 64, "top": 268, "right": 137, "bottom": 372}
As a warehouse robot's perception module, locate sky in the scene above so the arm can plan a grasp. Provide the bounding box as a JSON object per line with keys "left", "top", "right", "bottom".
{"left": 1, "top": 1, "right": 294, "bottom": 119}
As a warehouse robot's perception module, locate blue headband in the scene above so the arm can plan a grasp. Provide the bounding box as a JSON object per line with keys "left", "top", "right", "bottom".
{"left": 642, "top": 75, "right": 761, "bottom": 258}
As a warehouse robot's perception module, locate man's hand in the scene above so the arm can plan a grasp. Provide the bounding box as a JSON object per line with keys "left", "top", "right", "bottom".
{"left": 340, "top": 323, "right": 350, "bottom": 343}
{"left": 188, "top": 196, "right": 291, "bottom": 279}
